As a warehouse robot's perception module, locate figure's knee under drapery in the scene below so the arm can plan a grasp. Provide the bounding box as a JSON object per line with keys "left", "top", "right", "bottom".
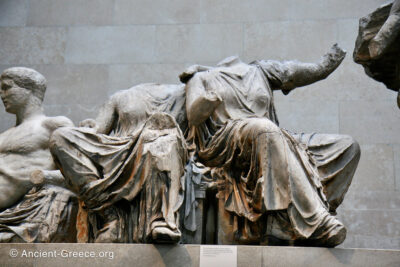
{"left": 197, "top": 118, "right": 358, "bottom": 246}
{"left": 0, "top": 185, "right": 78, "bottom": 243}
{"left": 292, "top": 133, "right": 361, "bottom": 212}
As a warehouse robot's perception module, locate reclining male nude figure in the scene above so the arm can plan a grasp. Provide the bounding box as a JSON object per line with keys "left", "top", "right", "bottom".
{"left": 0, "top": 67, "right": 77, "bottom": 242}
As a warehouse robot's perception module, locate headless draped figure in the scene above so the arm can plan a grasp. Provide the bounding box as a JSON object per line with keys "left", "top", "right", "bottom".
{"left": 50, "top": 83, "right": 188, "bottom": 243}
{"left": 182, "top": 44, "right": 360, "bottom": 247}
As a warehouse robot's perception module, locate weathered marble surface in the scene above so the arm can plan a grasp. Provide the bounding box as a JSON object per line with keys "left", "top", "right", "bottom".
{"left": 182, "top": 45, "right": 360, "bottom": 247}
{"left": 0, "top": 67, "right": 78, "bottom": 242}
{"left": 353, "top": 0, "right": 400, "bottom": 108}
{"left": 0, "top": 0, "right": 398, "bottom": 251}
{"left": 0, "top": 47, "right": 361, "bottom": 247}
{"left": 50, "top": 84, "right": 188, "bottom": 243}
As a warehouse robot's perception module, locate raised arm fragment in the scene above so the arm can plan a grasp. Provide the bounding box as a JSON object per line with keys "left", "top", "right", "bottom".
{"left": 261, "top": 44, "right": 346, "bottom": 94}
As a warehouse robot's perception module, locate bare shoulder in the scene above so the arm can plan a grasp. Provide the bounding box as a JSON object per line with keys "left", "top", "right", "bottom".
{"left": 108, "top": 89, "right": 137, "bottom": 110}
{"left": 111, "top": 84, "right": 152, "bottom": 100}
{"left": 110, "top": 88, "right": 134, "bottom": 101}
{"left": 42, "top": 116, "right": 74, "bottom": 132}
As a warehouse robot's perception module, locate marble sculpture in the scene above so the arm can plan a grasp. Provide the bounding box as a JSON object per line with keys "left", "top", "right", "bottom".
{"left": 0, "top": 45, "right": 360, "bottom": 247}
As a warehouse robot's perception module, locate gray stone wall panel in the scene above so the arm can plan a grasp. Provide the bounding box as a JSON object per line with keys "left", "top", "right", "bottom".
{"left": 65, "top": 26, "right": 156, "bottom": 64}
{"left": 200, "top": 0, "right": 383, "bottom": 23}
{"left": 27, "top": 0, "right": 114, "bottom": 26}
{"left": 244, "top": 20, "right": 337, "bottom": 62}
{"left": 340, "top": 190, "right": 400, "bottom": 210}
{"left": 274, "top": 99, "right": 339, "bottom": 133}
{"left": 350, "top": 144, "right": 395, "bottom": 192}
{"left": 37, "top": 64, "right": 110, "bottom": 107}
{"left": 114, "top": 0, "right": 201, "bottom": 25}
{"left": 395, "top": 145, "right": 400, "bottom": 191}
{"left": 155, "top": 24, "right": 243, "bottom": 63}
{"left": 0, "top": 27, "right": 67, "bottom": 64}
{"left": 0, "top": 0, "right": 28, "bottom": 26}
{"left": 338, "top": 209, "right": 400, "bottom": 238}
{"left": 331, "top": 60, "right": 395, "bottom": 102}
{"left": 339, "top": 100, "right": 400, "bottom": 145}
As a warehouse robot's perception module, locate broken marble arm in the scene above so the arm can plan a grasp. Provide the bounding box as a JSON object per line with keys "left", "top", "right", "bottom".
{"left": 261, "top": 44, "right": 346, "bottom": 94}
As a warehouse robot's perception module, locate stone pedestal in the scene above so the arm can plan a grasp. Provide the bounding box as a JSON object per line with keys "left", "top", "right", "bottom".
{"left": 0, "top": 244, "right": 399, "bottom": 267}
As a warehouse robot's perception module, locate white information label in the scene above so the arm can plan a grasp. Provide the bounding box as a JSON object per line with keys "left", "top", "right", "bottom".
{"left": 199, "top": 245, "right": 237, "bottom": 267}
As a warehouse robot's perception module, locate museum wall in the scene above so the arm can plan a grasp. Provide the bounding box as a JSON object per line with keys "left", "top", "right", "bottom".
{"left": 0, "top": 0, "right": 399, "bottom": 249}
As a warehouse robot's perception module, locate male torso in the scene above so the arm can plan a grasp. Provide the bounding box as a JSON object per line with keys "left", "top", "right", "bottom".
{"left": 0, "top": 115, "right": 71, "bottom": 210}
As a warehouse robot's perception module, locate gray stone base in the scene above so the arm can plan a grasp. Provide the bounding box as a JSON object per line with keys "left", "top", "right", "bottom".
{"left": 0, "top": 244, "right": 399, "bottom": 267}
